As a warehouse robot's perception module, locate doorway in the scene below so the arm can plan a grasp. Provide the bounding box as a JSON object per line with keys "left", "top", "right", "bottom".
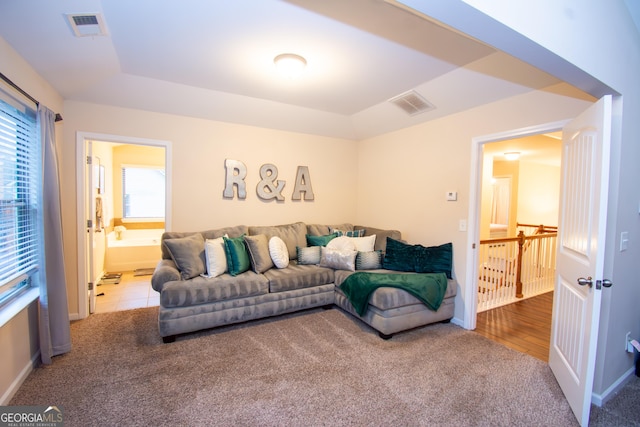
{"left": 471, "top": 130, "right": 561, "bottom": 358}
{"left": 463, "top": 120, "right": 567, "bottom": 332}
{"left": 76, "top": 132, "right": 172, "bottom": 319}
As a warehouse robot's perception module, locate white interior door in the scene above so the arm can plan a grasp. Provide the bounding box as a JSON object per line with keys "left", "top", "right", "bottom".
{"left": 549, "top": 95, "right": 612, "bottom": 426}
{"left": 85, "top": 140, "right": 96, "bottom": 314}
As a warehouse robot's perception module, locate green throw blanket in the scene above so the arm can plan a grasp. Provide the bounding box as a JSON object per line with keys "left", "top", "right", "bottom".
{"left": 339, "top": 272, "right": 448, "bottom": 316}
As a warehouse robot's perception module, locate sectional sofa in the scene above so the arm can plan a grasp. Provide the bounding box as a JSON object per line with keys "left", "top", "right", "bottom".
{"left": 151, "top": 221, "right": 457, "bottom": 343}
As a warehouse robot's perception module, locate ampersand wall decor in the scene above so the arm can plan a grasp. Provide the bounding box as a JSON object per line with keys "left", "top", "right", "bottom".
{"left": 257, "top": 163, "right": 286, "bottom": 201}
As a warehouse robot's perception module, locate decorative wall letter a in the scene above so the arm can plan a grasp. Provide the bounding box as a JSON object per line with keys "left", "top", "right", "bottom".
{"left": 223, "top": 159, "right": 247, "bottom": 199}
{"left": 291, "top": 166, "right": 315, "bottom": 201}
{"left": 257, "top": 164, "right": 285, "bottom": 201}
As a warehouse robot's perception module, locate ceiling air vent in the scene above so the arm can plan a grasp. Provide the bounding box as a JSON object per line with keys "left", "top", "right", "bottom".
{"left": 66, "top": 13, "right": 108, "bottom": 37}
{"left": 388, "top": 90, "right": 435, "bottom": 116}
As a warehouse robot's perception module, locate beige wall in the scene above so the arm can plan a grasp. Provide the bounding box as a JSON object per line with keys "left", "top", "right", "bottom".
{"left": 517, "top": 162, "right": 560, "bottom": 227}
{"left": 62, "top": 100, "right": 359, "bottom": 318}
{"left": 357, "top": 89, "right": 593, "bottom": 321}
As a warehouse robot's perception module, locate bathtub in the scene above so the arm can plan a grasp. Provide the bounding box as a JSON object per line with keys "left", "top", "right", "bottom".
{"left": 104, "top": 228, "right": 164, "bottom": 272}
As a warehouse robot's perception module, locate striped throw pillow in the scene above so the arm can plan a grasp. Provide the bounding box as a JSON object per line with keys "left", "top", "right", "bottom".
{"left": 356, "top": 250, "right": 383, "bottom": 270}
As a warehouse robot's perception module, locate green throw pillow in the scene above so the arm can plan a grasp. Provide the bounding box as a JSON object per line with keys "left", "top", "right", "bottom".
{"left": 415, "top": 242, "right": 453, "bottom": 279}
{"left": 382, "top": 237, "right": 415, "bottom": 272}
{"left": 223, "top": 235, "right": 250, "bottom": 276}
{"left": 383, "top": 238, "right": 453, "bottom": 278}
{"left": 306, "top": 233, "right": 338, "bottom": 247}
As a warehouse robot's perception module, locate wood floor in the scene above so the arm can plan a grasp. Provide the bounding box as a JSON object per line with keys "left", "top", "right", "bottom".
{"left": 474, "top": 291, "right": 553, "bottom": 362}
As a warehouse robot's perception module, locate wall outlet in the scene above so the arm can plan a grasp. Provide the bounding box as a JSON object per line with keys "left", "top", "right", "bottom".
{"left": 446, "top": 191, "right": 457, "bottom": 201}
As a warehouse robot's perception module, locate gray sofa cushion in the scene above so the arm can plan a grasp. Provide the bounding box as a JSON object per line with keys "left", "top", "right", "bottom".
{"left": 333, "top": 269, "right": 456, "bottom": 310}
{"left": 306, "top": 223, "right": 354, "bottom": 236}
{"left": 248, "top": 222, "right": 307, "bottom": 260}
{"left": 163, "top": 233, "right": 206, "bottom": 280}
{"left": 263, "top": 263, "right": 335, "bottom": 293}
{"left": 161, "top": 225, "right": 248, "bottom": 259}
{"left": 160, "top": 271, "right": 269, "bottom": 308}
{"left": 354, "top": 225, "right": 401, "bottom": 253}
{"left": 244, "top": 234, "right": 274, "bottom": 273}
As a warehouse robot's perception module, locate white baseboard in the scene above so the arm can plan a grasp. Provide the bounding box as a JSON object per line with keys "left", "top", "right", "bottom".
{"left": 0, "top": 350, "right": 40, "bottom": 405}
{"left": 68, "top": 312, "right": 81, "bottom": 321}
{"left": 451, "top": 317, "right": 464, "bottom": 328}
{"left": 591, "top": 366, "right": 636, "bottom": 407}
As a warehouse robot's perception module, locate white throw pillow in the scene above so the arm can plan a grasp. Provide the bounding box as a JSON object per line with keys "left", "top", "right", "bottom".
{"left": 269, "top": 236, "right": 290, "bottom": 269}
{"left": 202, "top": 235, "right": 228, "bottom": 278}
{"left": 326, "top": 236, "right": 357, "bottom": 252}
{"left": 319, "top": 247, "right": 357, "bottom": 271}
{"left": 349, "top": 234, "right": 376, "bottom": 252}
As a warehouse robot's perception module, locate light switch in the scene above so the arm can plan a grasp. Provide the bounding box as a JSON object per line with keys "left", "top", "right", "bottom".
{"left": 620, "top": 231, "right": 629, "bottom": 252}
{"left": 459, "top": 219, "right": 467, "bottom": 232}
{"left": 446, "top": 191, "right": 457, "bottom": 201}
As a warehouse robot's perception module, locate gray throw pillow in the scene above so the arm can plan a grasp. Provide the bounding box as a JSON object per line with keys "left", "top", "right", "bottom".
{"left": 244, "top": 234, "right": 274, "bottom": 274}
{"left": 163, "top": 233, "right": 206, "bottom": 280}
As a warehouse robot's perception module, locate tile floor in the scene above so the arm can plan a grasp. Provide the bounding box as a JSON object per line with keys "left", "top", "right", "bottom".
{"left": 94, "top": 271, "right": 159, "bottom": 313}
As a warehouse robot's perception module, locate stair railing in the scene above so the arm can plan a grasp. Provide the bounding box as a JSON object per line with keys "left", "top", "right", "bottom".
{"left": 478, "top": 224, "right": 557, "bottom": 312}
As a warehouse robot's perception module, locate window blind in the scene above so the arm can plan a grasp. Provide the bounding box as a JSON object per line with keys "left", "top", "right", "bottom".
{"left": 0, "top": 96, "right": 39, "bottom": 304}
{"left": 122, "top": 166, "right": 165, "bottom": 219}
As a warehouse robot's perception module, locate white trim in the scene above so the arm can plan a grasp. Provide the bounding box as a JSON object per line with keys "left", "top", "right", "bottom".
{"left": 463, "top": 120, "right": 569, "bottom": 330}
{"left": 0, "top": 347, "right": 40, "bottom": 405}
{"left": 0, "top": 287, "right": 39, "bottom": 329}
{"left": 591, "top": 365, "right": 637, "bottom": 407}
{"left": 76, "top": 132, "right": 172, "bottom": 319}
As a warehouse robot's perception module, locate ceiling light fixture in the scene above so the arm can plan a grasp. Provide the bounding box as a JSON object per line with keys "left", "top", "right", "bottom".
{"left": 504, "top": 152, "right": 521, "bottom": 161}
{"left": 274, "top": 53, "right": 307, "bottom": 78}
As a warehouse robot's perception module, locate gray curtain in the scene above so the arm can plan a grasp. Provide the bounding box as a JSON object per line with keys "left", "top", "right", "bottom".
{"left": 38, "top": 106, "right": 71, "bottom": 364}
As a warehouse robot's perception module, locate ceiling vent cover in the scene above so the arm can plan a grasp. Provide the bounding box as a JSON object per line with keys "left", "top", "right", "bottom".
{"left": 66, "top": 13, "right": 108, "bottom": 37}
{"left": 388, "top": 90, "right": 435, "bottom": 116}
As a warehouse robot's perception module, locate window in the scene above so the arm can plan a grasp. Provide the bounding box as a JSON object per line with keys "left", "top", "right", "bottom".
{"left": 0, "top": 90, "right": 39, "bottom": 306}
{"left": 122, "top": 166, "right": 165, "bottom": 220}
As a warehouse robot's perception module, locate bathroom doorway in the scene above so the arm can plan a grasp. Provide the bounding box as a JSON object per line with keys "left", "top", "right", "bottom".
{"left": 76, "top": 132, "right": 172, "bottom": 318}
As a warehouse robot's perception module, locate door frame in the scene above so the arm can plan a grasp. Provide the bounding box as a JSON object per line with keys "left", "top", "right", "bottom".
{"left": 463, "top": 119, "right": 569, "bottom": 330}
{"left": 75, "top": 132, "right": 173, "bottom": 320}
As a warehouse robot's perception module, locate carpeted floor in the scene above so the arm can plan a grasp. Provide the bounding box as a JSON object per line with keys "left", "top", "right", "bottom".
{"left": 10, "top": 306, "right": 583, "bottom": 426}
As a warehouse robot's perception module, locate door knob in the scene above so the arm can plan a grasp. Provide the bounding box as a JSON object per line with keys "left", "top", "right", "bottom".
{"left": 577, "top": 277, "right": 593, "bottom": 287}
{"left": 601, "top": 279, "right": 613, "bottom": 288}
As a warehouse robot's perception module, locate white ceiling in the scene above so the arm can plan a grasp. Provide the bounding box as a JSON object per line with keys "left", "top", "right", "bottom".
{"left": 0, "top": 0, "right": 595, "bottom": 143}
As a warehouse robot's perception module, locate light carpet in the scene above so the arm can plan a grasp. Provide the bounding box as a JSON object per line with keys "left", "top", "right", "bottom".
{"left": 10, "top": 307, "right": 578, "bottom": 426}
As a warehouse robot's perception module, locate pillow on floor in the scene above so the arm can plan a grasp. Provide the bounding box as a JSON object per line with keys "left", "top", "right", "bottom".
{"left": 163, "top": 233, "right": 206, "bottom": 280}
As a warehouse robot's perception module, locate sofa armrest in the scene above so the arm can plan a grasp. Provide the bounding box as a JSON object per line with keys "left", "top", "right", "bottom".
{"left": 151, "top": 259, "right": 181, "bottom": 293}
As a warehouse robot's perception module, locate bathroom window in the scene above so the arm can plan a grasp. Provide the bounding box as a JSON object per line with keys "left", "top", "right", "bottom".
{"left": 122, "top": 166, "right": 165, "bottom": 220}
{"left": 0, "top": 89, "right": 39, "bottom": 307}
